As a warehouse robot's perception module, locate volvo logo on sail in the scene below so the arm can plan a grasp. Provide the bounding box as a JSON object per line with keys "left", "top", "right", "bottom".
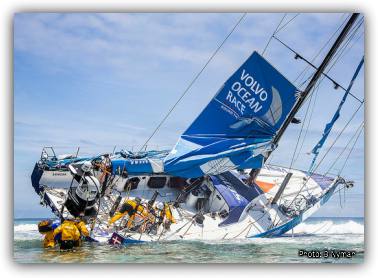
{"left": 225, "top": 69, "right": 271, "bottom": 116}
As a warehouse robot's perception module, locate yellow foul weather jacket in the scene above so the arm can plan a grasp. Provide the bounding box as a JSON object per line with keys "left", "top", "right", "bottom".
{"left": 76, "top": 220, "right": 90, "bottom": 237}
{"left": 43, "top": 231, "right": 55, "bottom": 248}
{"left": 53, "top": 220, "right": 81, "bottom": 241}
{"left": 162, "top": 203, "right": 175, "bottom": 223}
{"left": 109, "top": 199, "right": 148, "bottom": 226}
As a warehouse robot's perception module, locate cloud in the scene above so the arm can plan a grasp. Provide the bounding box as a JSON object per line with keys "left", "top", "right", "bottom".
{"left": 13, "top": 13, "right": 364, "bottom": 217}
{"left": 14, "top": 13, "right": 239, "bottom": 81}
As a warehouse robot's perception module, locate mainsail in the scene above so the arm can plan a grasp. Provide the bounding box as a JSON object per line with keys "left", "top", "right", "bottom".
{"left": 164, "top": 51, "right": 298, "bottom": 178}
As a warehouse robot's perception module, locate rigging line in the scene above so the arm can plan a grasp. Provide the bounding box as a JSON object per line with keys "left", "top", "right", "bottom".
{"left": 319, "top": 23, "right": 364, "bottom": 105}
{"left": 343, "top": 30, "right": 365, "bottom": 64}
{"left": 297, "top": 26, "right": 355, "bottom": 94}
{"left": 322, "top": 17, "right": 364, "bottom": 78}
{"left": 263, "top": 82, "right": 311, "bottom": 163}
{"left": 273, "top": 35, "right": 364, "bottom": 104}
{"left": 139, "top": 13, "right": 247, "bottom": 152}
{"left": 174, "top": 156, "right": 232, "bottom": 206}
{"left": 275, "top": 13, "right": 301, "bottom": 34}
{"left": 280, "top": 16, "right": 363, "bottom": 97}
{"left": 326, "top": 26, "right": 364, "bottom": 80}
{"left": 261, "top": 13, "right": 287, "bottom": 56}
{"left": 248, "top": 79, "right": 298, "bottom": 165}
{"left": 325, "top": 121, "right": 364, "bottom": 176}
{"left": 307, "top": 101, "right": 363, "bottom": 178}
{"left": 293, "top": 77, "right": 336, "bottom": 170}
{"left": 288, "top": 83, "right": 316, "bottom": 170}
{"left": 323, "top": 16, "right": 363, "bottom": 68}
{"left": 338, "top": 123, "right": 364, "bottom": 175}
{"left": 294, "top": 14, "right": 348, "bottom": 82}
{"left": 285, "top": 100, "right": 364, "bottom": 209}
{"left": 293, "top": 82, "right": 320, "bottom": 164}
{"left": 343, "top": 183, "right": 347, "bottom": 207}
{"left": 274, "top": 36, "right": 341, "bottom": 89}
{"left": 231, "top": 207, "right": 271, "bottom": 238}
{"left": 332, "top": 184, "right": 348, "bottom": 196}
{"left": 297, "top": 29, "right": 362, "bottom": 104}
{"left": 284, "top": 75, "right": 326, "bottom": 167}
{"left": 185, "top": 174, "right": 272, "bottom": 238}
{"left": 299, "top": 102, "right": 363, "bottom": 194}
{"left": 325, "top": 18, "right": 364, "bottom": 73}
{"left": 231, "top": 220, "right": 254, "bottom": 239}
{"left": 293, "top": 15, "right": 349, "bottom": 85}
{"left": 338, "top": 182, "right": 344, "bottom": 208}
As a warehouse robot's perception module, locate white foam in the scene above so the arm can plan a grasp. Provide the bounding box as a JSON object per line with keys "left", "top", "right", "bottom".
{"left": 14, "top": 224, "right": 38, "bottom": 232}
{"left": 14, "top": 223, "right": 41, "bottom": 240}
{"left": 200, "top": 220, "right": 364, "bottom": 245}
{"left": 13, "top": 220, "right": 364, "bottom": 243}
{"left": 293, "top": 220, "right": 364, "bottom": 235}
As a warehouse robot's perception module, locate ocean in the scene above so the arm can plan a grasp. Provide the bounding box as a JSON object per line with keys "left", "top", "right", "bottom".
{"left": 13, "top": 217, "right": 364, "bottom": 263}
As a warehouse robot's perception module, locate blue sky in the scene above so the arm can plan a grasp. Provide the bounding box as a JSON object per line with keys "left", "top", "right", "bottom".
{"left": 14, "top": 13, "right": 364, "bottom": 218}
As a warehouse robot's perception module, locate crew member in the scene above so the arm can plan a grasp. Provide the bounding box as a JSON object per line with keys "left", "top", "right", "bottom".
{"left": 75, "top": 219, "right": 90, "bottom": 239}
{"left": 156, "top": 202, "right": 175, "bottom": 229}
{"left": 53, "top": 217, "right": 89, "bottom": 250}
{"left": 109, "top": 197, "right": 148, "bottom": 229}
{"left": 38, "top": 219, "right": 59, "bottom": 248}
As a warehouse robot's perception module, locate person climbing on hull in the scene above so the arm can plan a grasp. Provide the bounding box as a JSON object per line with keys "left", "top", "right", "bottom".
{"left": 156, "top": 202, "right": 175, "bottom": 230}
{"left": 108, "top": 197, "right": 150, "bottom": 230}
{"left": 53, "top": 217, "right": 89, "bottom": 250}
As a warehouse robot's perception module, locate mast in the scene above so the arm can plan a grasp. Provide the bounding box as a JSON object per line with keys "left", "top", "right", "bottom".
{"left": 249, "top": 13, "right": 360, "bottom": 182}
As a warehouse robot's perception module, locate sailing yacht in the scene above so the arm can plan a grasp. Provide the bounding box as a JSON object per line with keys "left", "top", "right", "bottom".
{"left": 31, "top": 13, "right": 362, "bottom": 244}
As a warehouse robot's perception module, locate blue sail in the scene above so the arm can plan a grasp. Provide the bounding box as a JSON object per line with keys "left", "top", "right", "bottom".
{"left": 308, "top": 56, "right": 364, "bottom": 173}
{"left": 211, "top": 172, "right": 263, "bottom": 226}
{"left": 164, "top": 51, "right": 298, "bottom": 178}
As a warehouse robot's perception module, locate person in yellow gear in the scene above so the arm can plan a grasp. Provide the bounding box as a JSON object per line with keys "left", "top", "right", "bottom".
{"left": 53, "top": 218, "right": 89, "bottom": 250}
{"left": 163, "top": 203, "right": 175, "bottom": 224}
{"left": 75, "top": 220, "right": 90, "bottom": 238}
{"left": 38, "top": 220, "right": 59, "bottom": 248}
{"left": 156, "top": 202, "right": 175, "bottom": 230}
{"left": 109, "top": 197, "right": 149, "bottom": 229}
{"left": 43, "top": 231, "right": 56, "bottom": 248}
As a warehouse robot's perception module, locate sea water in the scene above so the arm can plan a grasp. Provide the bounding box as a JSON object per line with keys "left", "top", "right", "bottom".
{"left": 13, "top": 217, "right": 364, "bottom": 263}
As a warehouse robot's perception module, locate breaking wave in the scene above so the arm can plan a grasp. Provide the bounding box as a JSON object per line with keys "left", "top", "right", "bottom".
{"left": 13, "top": 218, "right": 364, "bottom": 263}
{"left": 13, "top": 219, "right": 364, "bottom": 243}
{"left": 14, "top": 223, "right": 41, "bottom": 241}
{"left": 293, "top": 220, "right": 364, "bottom": 235}
{"left": 14, "top": 223, "right": 38, "bottom": 232}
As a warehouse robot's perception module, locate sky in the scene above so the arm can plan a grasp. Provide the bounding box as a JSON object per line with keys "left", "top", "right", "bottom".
{"left": 13, "top": 13, "right": 364, "bottom": 218}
